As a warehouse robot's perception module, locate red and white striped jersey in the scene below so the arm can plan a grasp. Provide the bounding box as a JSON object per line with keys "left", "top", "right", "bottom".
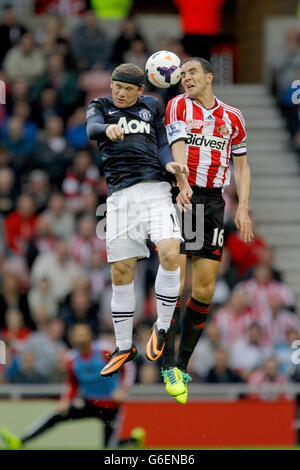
{"left": 165, "top": 93, "right": 247, "bottom": 188}
{"left": 235, "top": 279, "right": 295, "bottom": 312}
{"left": 213, "top": 306, "right": 257, "bottom": 346}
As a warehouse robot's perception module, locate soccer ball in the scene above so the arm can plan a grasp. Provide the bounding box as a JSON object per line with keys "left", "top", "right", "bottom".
{"left": 145, "top": 50, "right": 182, "bottom": 89}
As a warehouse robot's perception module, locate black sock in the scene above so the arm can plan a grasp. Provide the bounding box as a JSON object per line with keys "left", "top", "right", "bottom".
{"left": 176, "top": 297, "right": 209, "bottom": 372}
{"left": 162, "top": 297, "right": 181, "bottom": 369}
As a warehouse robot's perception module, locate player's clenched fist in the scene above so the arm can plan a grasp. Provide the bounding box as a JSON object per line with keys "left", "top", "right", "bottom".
{"left": 106, "top": 124, "right": 124, "bottom": 141}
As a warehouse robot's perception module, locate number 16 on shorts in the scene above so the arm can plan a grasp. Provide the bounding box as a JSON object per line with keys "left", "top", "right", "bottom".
{"left": 211, "top": 228, "right": 224, "bottom": 247}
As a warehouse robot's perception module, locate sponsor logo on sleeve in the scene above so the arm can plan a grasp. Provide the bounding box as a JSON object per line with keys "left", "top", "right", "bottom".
{"left": 167, "top": 122, "right": 182, "bottom": 137}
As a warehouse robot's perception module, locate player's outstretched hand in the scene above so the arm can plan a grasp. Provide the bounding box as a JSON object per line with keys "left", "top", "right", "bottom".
{"left": 176, "top": 184, "right": 193, "bottom": 212}
{"left": 165, "top": 161, "right": 189, "bottom": 176}
{"left": 234, "top": 206, "right": 254, "bottom": 242}
{"left": 106, "top": 124, "right": 124, "bottom": 141}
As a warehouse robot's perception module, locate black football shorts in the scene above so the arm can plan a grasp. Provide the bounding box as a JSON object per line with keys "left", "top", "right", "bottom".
{"left": 172, "top": 186, "right": 225, "bottom": 261}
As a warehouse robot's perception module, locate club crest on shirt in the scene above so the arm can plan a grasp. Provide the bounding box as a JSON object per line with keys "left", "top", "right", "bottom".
{"left": 218, "top": 124, "right": 230, "bottom": 137}
{"left": 186, "top": 119, "right": 210, "bottom": 131}
{"left": 139, "top": 109, "right": 151, "bottom": 122}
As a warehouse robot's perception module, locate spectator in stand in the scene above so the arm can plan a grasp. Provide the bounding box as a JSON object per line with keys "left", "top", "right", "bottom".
{"left": 32, "top": 87, "right": 61, "bottom": 129}
{"left": 263, "top": 293, "right": 300, "bottom": 347}
{"left": 191, "top": 322, "right": 223, "bottom": 380}
{"left": 213, "top": 289, "right": 256, "bottom": 346}
{"left": 9, "top": 350, "right": 48, "bottom": 384}
{"left": 2, "top": 100, "right": 38, "bottom": 144}
{"left": 237, "top": 264, "right": 295, "bottom": 313}
{"left": 34, "top": 0, "right": 88, "bottom": 15}
{"left": 3, "top": 32, "right": 46, "bottom": 84}
{"left": 0, "top": 167, "right": 17, "bottom": 217}
{"left": 38, "top": 15, "right": 65, "bottom": 57}
{"left": 31, "top": 239, "right": 82, "bottom": 305}
{"left": 31, "top": 53, "right": 83, "bottom": 120}
{"left": 23, "top": 170, "right": 51, "bottom": 215}
{"left": 85, "top": 249, "right": 108, "bottom": 303}
{"left": 211, "top": 247, "right": 239, "bottom": 307}
{"left": 26, "top": 215, "right": 56, "bottom": 269}
{"left": 78, "top": 190, "right": 100, "bottom": 218}
{"left": 0, "top": 4, "right": 27, "bottom": 65}
{"left": 1, "top": 308, "right": 31, "bottom": 355}
{"left": 55, "top": 37, "right": 78, "bottom": 72}
{"left": 247, "top": 357, "right": 288, "bottom": 400}
{"left": 43, "top": 192, "right": 76, "bottom": 240}
{"left": 174, "top": 0, "right": 225, "bottom": 59}
{"left": 0, "top": 146, "right": 12, "bottom": 170}
{"left": 66, "top": 107, "right": 89, "bottom": 150}
{"left": 111, "top": 17, "right": 144, "bottom": 66}
{"left": 6, "top": 77, "right": 30, "bottom": 114}
{"left": 28, "top": 277, "right": 58, "bottom": 323}
{"left": 123, "top": 38, "right": 149, "bottom": 71}
{"left": 0, "top": 271, "right": 32, "bottom": 330}
{"left": 230, "top": 322, "right": 273, "bottom": 379}
{"left": 225, "top": 218, "right": 268, "bottom": 277}
{"left": 22, "top": 317, "right": 67, "bottom": 379}
{"left": 69, "top": 214, "right": 106, "bottom": 268}
{"left": 62, "top": 149, "right": 99, "bottom": 213}
{"left": 245, "top": 245, "right": 282, "bottom": 282}
{"left": 34, "top": 115, "right": 74, "bottom": 187}
{"left": 270, "top": 28, "right": 300, "bottom": 106}
{"left": 205, "top": 348, "right": 244, "bottom": 383}
{"left": 2, "top": 117, "right": 36, "bottom": 179}
{"left": 4, "top": 193, "right": 38, "bottom": 256}
{"left": 70, "top": 10, "right": 112, "bottom": 70}
{"left": 59, "top": 287, "right": 99, "bottom": 336}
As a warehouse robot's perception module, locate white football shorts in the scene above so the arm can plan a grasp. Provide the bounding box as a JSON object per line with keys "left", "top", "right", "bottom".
{"left": 105, "top": 181, "right": 183, "bottom": 263}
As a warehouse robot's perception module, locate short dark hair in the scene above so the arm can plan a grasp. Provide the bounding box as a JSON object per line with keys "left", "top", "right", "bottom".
{"left": 114, "top": 63, "right": 144, "bottom": 79}
{"left": 182, "top": 57, "right": 213, "bottom": 75}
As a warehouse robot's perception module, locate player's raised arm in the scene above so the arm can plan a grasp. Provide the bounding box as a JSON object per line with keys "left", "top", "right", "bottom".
{"left": 85, "top": 102, "right": 110, "bottom": 140}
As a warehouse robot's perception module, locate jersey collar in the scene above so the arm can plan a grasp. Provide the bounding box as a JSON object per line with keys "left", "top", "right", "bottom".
{"left": 191, "top": 96, "right": 221, "bottom": 118}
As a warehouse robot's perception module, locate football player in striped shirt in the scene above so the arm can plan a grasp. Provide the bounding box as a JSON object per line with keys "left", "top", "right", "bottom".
{"left": 161, "top": 57, "right": 253, "bottom": 404}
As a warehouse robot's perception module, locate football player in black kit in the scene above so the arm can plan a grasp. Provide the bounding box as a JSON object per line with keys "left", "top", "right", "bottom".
{"left": 86, "top": 63, "right": 190, "bottom": 378}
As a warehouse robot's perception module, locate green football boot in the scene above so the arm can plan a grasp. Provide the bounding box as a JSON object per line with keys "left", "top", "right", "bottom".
{"left": 161, "top": 367, "right": 185, "bottom": 398}
{"left": 173, "top": 371, "right": 192, "bottom": 405}
{"left": 131, "top": 427, "right": 146, "bottom": 449}
{"left": 0, "top": 427, "right": 22, "bottom": 450}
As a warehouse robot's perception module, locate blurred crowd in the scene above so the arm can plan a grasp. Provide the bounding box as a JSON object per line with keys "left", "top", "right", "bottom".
{"left": 0, "top": 4, "right": 298, "bottom": 396}
{"left": 270, "top": 26, "right": 300, "bottom": 162}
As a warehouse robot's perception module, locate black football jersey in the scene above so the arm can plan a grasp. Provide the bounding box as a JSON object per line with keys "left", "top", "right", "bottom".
{"left": 86, "top": 95, "right": 172, "bottom": 195}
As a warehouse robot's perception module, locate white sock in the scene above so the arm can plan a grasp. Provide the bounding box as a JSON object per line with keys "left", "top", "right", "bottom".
{"left": 111, "top": 282, "right": 135, "bottom": 350}
{"left": 155, "top": 265, "right": 180, "bottom": 332}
